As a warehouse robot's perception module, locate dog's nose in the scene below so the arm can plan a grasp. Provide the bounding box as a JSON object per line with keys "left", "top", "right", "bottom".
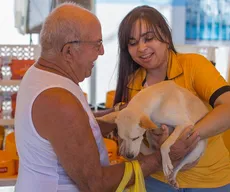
{"left": 126, "top": 153, "right": 134, "bottom": 159}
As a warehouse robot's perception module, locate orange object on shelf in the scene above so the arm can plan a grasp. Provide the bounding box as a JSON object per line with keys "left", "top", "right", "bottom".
{"left": 103, "top": 138, "right": 126, "bottom": 165}
{"left": 0, "top": 126, "right": 4, "bottom": 150}
{"left": 103, "top": 138, "right": 117, "bottom": 161}
{"left": 11, "top": 93, "right": 17, "bottom": 118}
{"left": 5, "top": 132, "right": 19, "bottom": 174}
{"left": 10, "top": 59, "right": 35, "bottom": 79}
{"left": 5, "top": 132, "right": 18, "bottom": 159}
{"left": 105, "top": 90, "right": 115, "bottom": 109}
{"left": 0, "top": 150, "right": 17, "bottom": 177}
{"left": 110, "top": 156, "right": 126, "bottom": 165}
{"left": 83, "top": 92, "right": 88, "bottom": 101}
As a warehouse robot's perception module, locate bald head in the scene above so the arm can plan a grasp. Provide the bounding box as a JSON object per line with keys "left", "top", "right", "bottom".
{"left": 40, "top": 2, "right": 99, "bottom": 57}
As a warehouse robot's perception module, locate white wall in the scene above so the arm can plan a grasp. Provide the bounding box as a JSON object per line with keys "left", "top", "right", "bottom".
{"left": 0, "top": 0, "right": 38, "bottom": 45}
{"left": 171, "top": 6, "right": 186, "bottom": 45}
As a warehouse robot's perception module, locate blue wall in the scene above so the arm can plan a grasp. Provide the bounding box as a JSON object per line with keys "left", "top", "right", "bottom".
{"left": 96, "top": 0, "right": 185, "bottom": 6}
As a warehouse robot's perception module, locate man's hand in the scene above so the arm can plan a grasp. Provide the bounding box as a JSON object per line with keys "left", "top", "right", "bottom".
{"left": 148, "top": 125, "right": 169, "bottom": 150}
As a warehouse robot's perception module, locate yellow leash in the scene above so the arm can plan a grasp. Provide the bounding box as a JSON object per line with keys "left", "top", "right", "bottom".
{"left": 116, "top": 160, "right": 146, "bottom": 192}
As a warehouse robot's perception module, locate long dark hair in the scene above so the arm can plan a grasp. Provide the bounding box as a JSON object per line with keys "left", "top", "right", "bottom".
{"left": 114, "top": 5, "right": 177, "bottom": 105}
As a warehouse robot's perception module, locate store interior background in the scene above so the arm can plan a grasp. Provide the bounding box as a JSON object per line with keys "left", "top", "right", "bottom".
{"left": 0, "top": 0, "right": 230, "bottom": 191}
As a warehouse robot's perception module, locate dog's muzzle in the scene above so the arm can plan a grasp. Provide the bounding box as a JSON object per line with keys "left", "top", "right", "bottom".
{"left": 119, "top": 140, "right": 135, "bottom": 159}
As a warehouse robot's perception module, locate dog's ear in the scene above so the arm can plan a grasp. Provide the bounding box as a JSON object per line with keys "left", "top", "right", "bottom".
{"left": 96, "top": 111, "right": 119, "bottom": 124}
{"left": 139, "top": 115, "right": 158, "bottom": 129}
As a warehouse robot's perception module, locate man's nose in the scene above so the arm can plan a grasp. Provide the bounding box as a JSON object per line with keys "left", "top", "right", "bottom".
{"left": 99, "top": 44, "right": 104, "bottom": 55}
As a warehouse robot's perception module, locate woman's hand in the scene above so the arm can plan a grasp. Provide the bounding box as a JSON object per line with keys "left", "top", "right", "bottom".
{"left": 149, "top": 125, "right": 200, "bottom": 170}
{"left": 169, "top": 126, "right": 200, "bottom": 167}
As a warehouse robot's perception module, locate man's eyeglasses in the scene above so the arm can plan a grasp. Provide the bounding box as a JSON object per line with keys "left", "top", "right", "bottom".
{"left": 60, "top": 39, "right": 103, "bottom": 52}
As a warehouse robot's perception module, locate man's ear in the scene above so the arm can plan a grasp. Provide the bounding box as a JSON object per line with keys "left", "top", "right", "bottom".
{"left": 96, "top": 111, "right": 119, "bottom": 124}
{"left": 139, "top": 115, "right": 158, "bottom": 130}
{"left": 62, "top": 45, "right": 74, "bottom": 61}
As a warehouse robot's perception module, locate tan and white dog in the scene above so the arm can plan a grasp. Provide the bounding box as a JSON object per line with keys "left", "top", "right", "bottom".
{"left": 98, "top": 80, "right": 208, "bottom": 187}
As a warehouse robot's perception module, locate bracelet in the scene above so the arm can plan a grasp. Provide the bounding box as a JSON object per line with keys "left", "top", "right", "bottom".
{"left": 114, "top": 103, "right": 121, "bottom": 112}
{"left": 114, "top": 102, "right": 125, "bottom": 112}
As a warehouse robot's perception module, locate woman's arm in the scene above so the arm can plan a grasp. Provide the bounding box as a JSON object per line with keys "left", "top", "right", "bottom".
{"left": 194, "top": 91, "right": 230, "bottom": 139}
{"left": 190, "top": 54, "right": 230, "bottom": 139}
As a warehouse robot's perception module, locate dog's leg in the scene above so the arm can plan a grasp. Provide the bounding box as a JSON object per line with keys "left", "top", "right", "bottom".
{"left": 168, "top": 139, "right": 206, "bottom": 187}
{"left": 160, "top": 124, "right": 191, "bottom": 186}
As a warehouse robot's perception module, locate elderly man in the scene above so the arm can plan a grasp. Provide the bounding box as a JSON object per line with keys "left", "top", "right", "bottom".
{"left": 14, "top": 3, "right": 200, "bottom": 192}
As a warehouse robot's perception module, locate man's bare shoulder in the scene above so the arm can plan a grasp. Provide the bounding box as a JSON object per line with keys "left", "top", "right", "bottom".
{"left": 32, "top": 87, "right": 86, "bottom": 139}
{"left": 36, "top": 87, "right": 78, "bottom": 106}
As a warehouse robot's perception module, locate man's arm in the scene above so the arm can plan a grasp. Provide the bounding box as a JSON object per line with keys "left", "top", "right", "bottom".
{"left": 32, "top": 88, "right": 200, "bottom": 192}
{"left": 94, "top": 108, "right": 115, "bottom": 117}
{"left": 94, "top": 103, "right": 127, "bottom": 117}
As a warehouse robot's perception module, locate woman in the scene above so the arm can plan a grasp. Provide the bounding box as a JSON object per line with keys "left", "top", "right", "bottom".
{"left": 114, "top": 5, "right": 230, "bottom": 192}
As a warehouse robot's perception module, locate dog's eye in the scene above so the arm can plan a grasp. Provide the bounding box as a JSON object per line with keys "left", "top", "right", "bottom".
{"left": 131, "top": 136, "right": 140, "bottom": 141}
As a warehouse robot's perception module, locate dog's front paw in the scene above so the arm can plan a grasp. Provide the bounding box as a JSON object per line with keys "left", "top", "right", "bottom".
{"left": 162, "top": 155, "right": 174, "bottom": 178}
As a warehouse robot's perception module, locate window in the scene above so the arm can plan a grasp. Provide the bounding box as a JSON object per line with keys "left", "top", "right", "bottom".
{"left": 186, "top": 0, "right": 230, "bottom": 41}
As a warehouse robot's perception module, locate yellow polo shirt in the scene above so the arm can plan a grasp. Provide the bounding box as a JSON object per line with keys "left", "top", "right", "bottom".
{"left": 127, "top": 51, "right": 230, "bottom": 188}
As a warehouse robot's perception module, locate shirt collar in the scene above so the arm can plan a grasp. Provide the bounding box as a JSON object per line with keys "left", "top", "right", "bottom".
{"left": 167, "top": 51, "right": 183, "bottom": 80}
{"left": 127, "top": 51, "right": 183, "bottom": 90}
{"left": 127, "top": 67, "right": 146, "bottom": 90}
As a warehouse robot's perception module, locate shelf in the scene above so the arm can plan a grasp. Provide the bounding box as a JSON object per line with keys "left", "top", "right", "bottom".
{"left": 0, "top": 177, "right": 17, "bottom": 186}
{"left": 0, "top": 119, "right": 14, "bottom": 126}
{"left": 0, "top": 80, "right": 21, "bottom": 87}
{"left": 0, "top": 80, "right": 20, "bottom": 92}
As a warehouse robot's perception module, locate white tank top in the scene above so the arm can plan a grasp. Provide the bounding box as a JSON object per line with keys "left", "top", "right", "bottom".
{"left": 14, "top": 64, "right": 109, "bottom": 192}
